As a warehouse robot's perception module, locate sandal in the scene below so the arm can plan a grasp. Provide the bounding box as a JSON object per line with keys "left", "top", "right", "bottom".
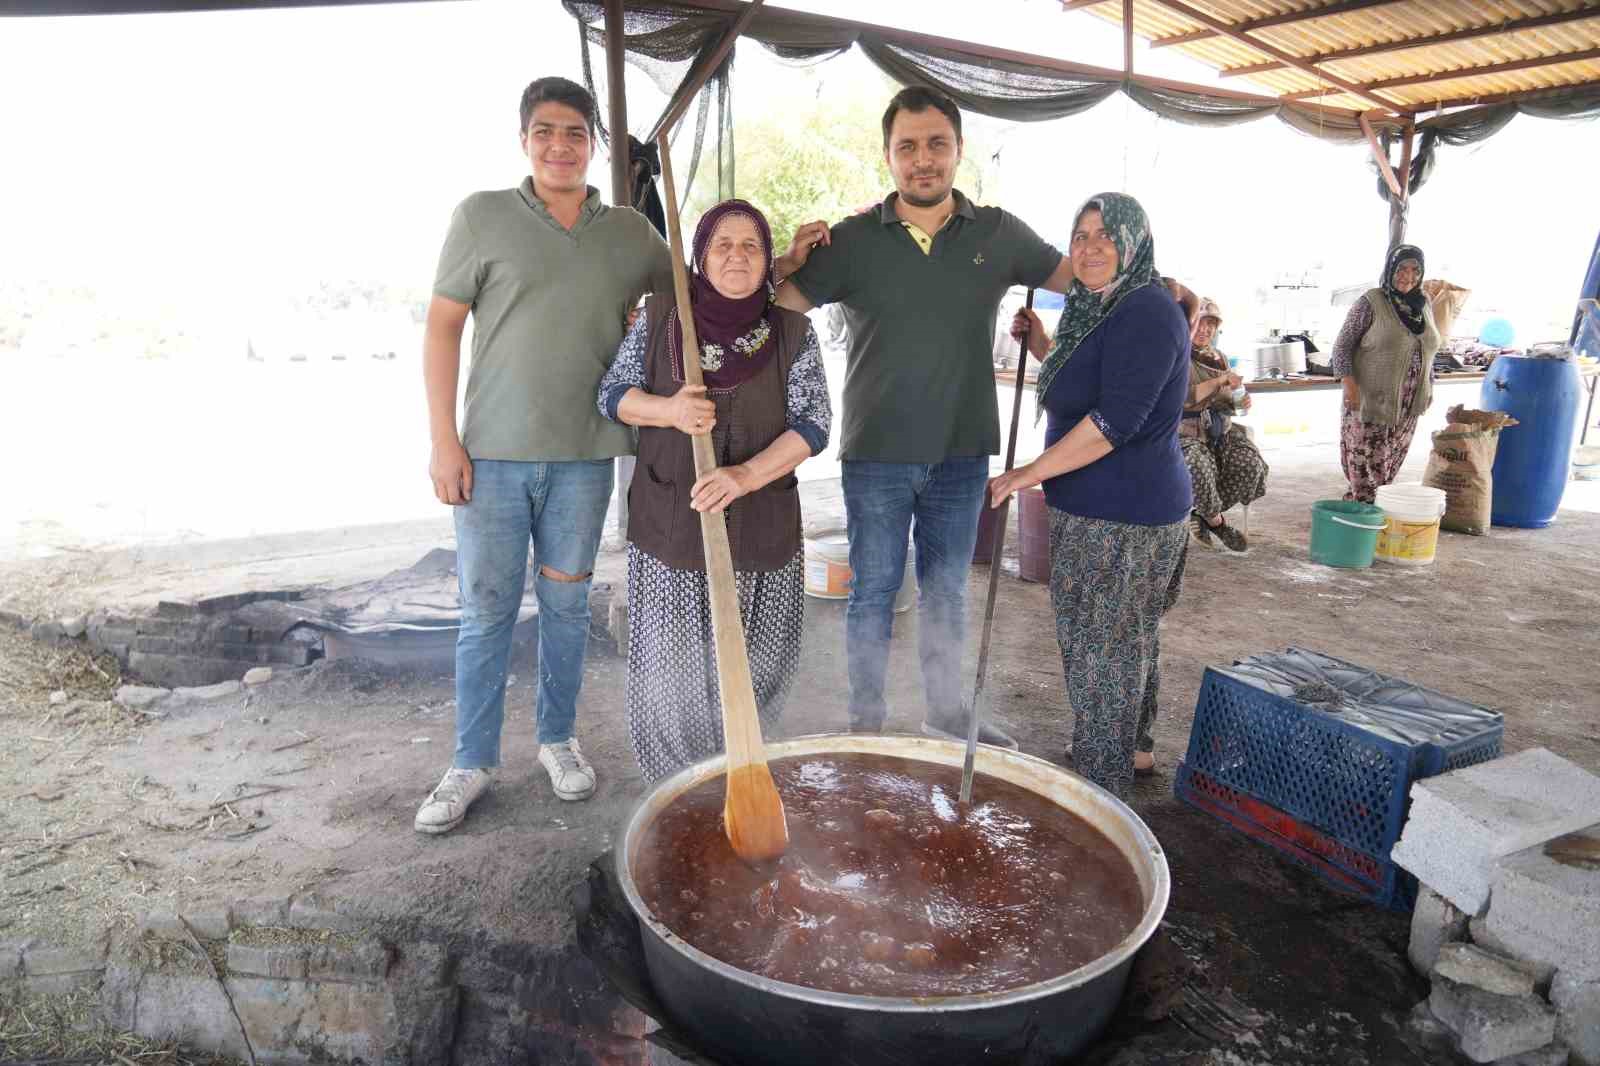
{"left": 1189, "top": 510, "right": 1215, "bottom": 547}
{"left": 1211, "top": 519, "right": 1249, "bottom": 553}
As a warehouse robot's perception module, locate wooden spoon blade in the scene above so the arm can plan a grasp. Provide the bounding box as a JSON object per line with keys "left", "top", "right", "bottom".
{"left": 724, "top": 762, "right": 789, "bottom": 864}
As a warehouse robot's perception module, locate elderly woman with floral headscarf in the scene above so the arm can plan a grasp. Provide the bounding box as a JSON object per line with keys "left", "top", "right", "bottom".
{"left": 1330, "top": 244, "right": 1440, "bottom": 503}
{"left": 991, "top": 192, "right": 1190, "bottom": 799}
{"left": 1182, "top": 298, "right": 1268, "bottom": 552}
{"left": 598, "top": 199, "right": 831, "bottom": 782}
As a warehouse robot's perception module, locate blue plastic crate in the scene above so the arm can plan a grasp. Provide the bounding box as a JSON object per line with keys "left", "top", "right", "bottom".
{"left": 1176, "top": 648, "right": 1502, "bottom": 911}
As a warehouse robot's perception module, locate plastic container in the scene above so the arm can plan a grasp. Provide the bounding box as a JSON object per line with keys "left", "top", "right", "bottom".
{"left": 1017, "top": 487, "right": 1051, "bottom": 584}
{"left": 1176, "top": 648, "right": 1503, "bottom": 911}
{"left": 803, "top": 531, "right": 915, "bottom": 612}
{"left": 1574, "top": 445, "right": 1600, "bottom": 481}
{"left": 1479, "top": 350, "right": 1583, "bottom": 527}
{"left": 1308, "top": 500, "right": 1386, "bottom": 569}
{"left": 1373, "top": 484, "right": 1446, "bottom": 566}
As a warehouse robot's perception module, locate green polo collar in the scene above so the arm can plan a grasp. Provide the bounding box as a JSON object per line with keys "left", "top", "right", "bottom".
{"left": 517, "top": 178, "right": 603, "bottom": 231}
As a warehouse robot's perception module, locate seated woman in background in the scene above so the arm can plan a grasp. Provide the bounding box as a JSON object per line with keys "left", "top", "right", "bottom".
{"left": 597, "top": 199, "right": 831, "bottom": 783}
{"left": 1181, "top": 298, "right": 1268, "bottom": 552}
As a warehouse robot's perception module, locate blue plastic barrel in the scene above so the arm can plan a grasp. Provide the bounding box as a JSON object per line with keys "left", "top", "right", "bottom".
{"left": 1479, "top": 351, "right": 1583, "bottom": 527}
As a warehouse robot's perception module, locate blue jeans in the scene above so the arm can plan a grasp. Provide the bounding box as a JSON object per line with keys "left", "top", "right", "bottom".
{"left": 841, "top": 457, "right": 989, "bottom": 730}
{"left": 452, "top": 459, "right": 613, "bottom": 768}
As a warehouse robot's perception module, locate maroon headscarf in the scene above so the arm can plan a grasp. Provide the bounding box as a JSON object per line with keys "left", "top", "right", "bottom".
{"left": 669, "top": 198, "right": 778, "bottom": 391}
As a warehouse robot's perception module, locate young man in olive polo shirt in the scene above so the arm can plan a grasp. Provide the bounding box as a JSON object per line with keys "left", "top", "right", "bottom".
{"left": 415, "top": 77, "right": 674, "bottom": 834}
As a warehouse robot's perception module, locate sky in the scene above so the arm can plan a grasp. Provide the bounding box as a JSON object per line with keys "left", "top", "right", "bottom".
{"left": 1, "top": 0, "right": 1596, "bottom": 345}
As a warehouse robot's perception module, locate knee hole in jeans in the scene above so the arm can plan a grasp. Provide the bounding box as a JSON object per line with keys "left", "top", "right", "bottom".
{"left": 539, "top": 565, "right": 590, "bottom": 583}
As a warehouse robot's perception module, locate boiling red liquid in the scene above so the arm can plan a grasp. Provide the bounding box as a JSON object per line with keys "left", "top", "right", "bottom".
{"left": 634, "top": 753, "right": 1144, "bottom": 997}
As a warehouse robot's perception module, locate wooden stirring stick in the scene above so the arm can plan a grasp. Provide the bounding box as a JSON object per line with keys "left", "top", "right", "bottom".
{"left": 656, "top": 133, "right": 789, "bottom": 864}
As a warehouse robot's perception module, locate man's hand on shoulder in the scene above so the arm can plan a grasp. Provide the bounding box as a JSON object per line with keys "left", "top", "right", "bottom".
{"left": 774, "top": 220, "right": 831, "bottom": 284}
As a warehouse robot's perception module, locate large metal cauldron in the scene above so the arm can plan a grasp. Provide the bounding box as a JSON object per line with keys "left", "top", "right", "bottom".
{"left": 615, "top": 734, "right": 1170, "bottom": 1066}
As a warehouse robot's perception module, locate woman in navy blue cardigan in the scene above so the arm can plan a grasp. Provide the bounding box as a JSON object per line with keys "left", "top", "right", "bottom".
{"left": 989, "top": 192, "right": 1191, "bottom": 799}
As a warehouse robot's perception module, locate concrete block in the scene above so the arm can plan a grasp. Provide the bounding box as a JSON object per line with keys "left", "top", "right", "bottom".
{"left": 1488, "top": 829, "right": 1600, "bottom": 972}
{"left": 242, "top": 666, "right": 273, "bottom": 685}
{"left": 182, "top": 905, "right": 232, "bottom": 941}
{"left": 21, "top": 943, "right": 107, "bottom": 976}
{"left": 1495, "top": 1045, "right": 1570, "bottom": 1066}
{"left": 226, "top": 942, "right": 308, "bottom": 981}
{"left": 169, "top": 680, "right": 243, "bottom": 704}
{"left": 1473, "top": 916, "right": 1560, "bottom": 990}
{"left": 1478, "top": 913, "right": 1593, "bottom": 984}
{"left": 128, "top": 652, "right": 243, "bottom": 688}
{"left": 231, "top": 896, "right": 291, "bottom": 927}
{"left": 306, "top": 938, "right": 391, "bottom": 983}
{"left": 30, "top": 620, "right": 66, "bottom": 643}
{"left": 287, "top": 893, "right": 361, "bottom": 932}
{"left": 228, "top": 974, "right": 388, "bottom": 1064}
{"left": 18, "top": 972, "right": 103, "bottom": 995}
{"left": 1552, "top": 971, "right": 1600, "bottom": 1066}
{"left": 1436, "top": 943, "right": 1539, "bottom": 998}
{"left": 116, "top": 684, "right": 171, "bottom": 710}
{"left": 1431, "top": 975, "right": 1558, "bottom": 1063}
{"left": 89, "top": 624, "right": 137, "bottom": 649}
{"left": 1391, "top": 750, "right": 1600, "bottom": 915}
{"left": 1413, "top": 884, "right": 1471, "bottom": 974}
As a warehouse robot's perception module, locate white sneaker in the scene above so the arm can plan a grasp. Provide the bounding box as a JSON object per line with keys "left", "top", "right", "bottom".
{"left": 538, "top": 738, "right": 596, "bottom": 802}
{"left": 414, "top": 767, "right": 492, "bottom": 835}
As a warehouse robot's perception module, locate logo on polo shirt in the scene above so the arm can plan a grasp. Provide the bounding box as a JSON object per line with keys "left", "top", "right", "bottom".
{"left": 973, "top": 253, "right": 986, "bottom": 265}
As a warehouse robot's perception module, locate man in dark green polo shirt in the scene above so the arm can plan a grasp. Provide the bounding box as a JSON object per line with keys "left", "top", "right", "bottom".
{"left": 774, "top": 86, "right": 1190, "bottom": 749}
{"left": 415, "top": 77, "right": 674, "bottom": 835}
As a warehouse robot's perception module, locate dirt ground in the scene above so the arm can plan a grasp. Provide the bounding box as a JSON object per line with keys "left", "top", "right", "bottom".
{"left": 3, "top": 456, "right": 1599, "bottom": 1064}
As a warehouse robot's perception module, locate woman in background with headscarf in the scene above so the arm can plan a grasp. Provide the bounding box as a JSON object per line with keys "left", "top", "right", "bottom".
{"left": 1182, "top": 298, "right": 1268, "bottom": 552}
{"left": 1330, "top": 244, "right": 1440, "bottom": 503}
{"left": 991, "top": 192, "right": 1190, "bottom": 799}
{"left": 598, "top": 199, "right": 831, "bottom": 782}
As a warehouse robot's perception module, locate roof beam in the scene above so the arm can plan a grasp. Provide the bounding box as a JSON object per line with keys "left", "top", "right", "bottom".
{"left": 1411, "top": 77, "right": 1600, "bottom": 113}
{"left": 1144, "top": 0, "right": 1402, "bottom": 111}
{"left": 1279, "top": 45, "right": 1600, "bottom": 100}
{"left": 1217, "top": 4, "right": 1600, "bottom": 78}
{"left": 1123, "top": 0, "right": 1134, "bottom": 75}
{"left": 1150, "top": 0, "right": 1399, "bottom": 49}
{"left": 1059, "top": 0, "right": 1110, "bottom": 10}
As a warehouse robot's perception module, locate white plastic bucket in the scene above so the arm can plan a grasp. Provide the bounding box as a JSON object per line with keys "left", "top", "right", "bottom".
{"left": 1374, "top": 484, "right": 1447, "bottom": 566}
{"left": 803, "top": 531, "right": 916, "bottom": 612}
{"left": 1573, "top": 445, "right": 1600, "bottom": 481}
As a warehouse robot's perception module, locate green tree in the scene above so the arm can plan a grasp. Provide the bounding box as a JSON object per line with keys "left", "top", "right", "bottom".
{"left": 680, "top": 98, "right": 993, "bottom": 252}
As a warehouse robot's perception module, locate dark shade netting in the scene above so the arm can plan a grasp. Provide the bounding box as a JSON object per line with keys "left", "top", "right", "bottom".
{"left": 565, "top": 1, "right": 1600, "bottom": 214}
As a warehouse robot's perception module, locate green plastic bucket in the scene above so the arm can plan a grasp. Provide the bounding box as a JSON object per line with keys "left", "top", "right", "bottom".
{"left": 1309, "top": 500, "right": 1387, "bottom": 568}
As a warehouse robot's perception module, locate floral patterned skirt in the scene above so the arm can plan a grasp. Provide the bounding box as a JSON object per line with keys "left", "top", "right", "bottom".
{"left": 625, "top": 544, "right": 804, "bottom": 783}
{"left": 1048, "top": 509, "right": 1187, "bottom": 800}
{"left": 1342, "top": 356, "right": 1423, "bottom": 504}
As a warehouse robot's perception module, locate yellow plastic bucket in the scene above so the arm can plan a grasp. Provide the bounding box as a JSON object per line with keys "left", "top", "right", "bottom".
{"left": 1374, "top": 484, "right": 1446, "bottom": 566}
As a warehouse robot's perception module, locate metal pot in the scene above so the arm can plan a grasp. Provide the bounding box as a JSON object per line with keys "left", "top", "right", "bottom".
{"left": 1253, "top": 340, "right": 1307, "bottom": 377}
{"left": 615, "top": 733, "right": 1170, "bottom": 1066}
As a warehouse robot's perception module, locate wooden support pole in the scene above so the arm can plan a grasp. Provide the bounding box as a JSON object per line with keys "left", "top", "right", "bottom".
{"left": 1389, "top": 118, "right": 1415, "bottom": 250}
{"left": 1359, "top": 110, "right": 1404, "bottom": 200}
{"left": 1122, "top": 0, "right": 1134, "bottom": 78}
{"left": 603, "top": 0, "right": 630, "bottom": 206}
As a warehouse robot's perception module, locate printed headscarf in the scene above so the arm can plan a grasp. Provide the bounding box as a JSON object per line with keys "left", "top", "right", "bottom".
{"left": 668, "top": 198, "right": 777, "bottom": 390}
{"left": 1381, "top": 243, "right": 1428, "bottom": 336}
{"left": 1191, "top": 297, "right": 1228, "bottom": 371}
{"left": 1034, "top": 192, "right": 1162, "bottom": 420}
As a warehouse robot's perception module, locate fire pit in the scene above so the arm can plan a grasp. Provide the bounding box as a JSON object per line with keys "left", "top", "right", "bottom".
{"left": 615, "top": 733, "right": 1170, "bottom": 1066}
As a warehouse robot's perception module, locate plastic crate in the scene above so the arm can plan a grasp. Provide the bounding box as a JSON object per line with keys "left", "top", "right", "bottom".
{"left": 1175, "top": 649, "right": 1503, "bottom": 911}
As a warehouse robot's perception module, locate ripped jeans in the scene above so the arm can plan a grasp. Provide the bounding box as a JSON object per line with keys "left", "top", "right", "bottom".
{"left": 452, "top": 459, "right": 613, "bottom": 768}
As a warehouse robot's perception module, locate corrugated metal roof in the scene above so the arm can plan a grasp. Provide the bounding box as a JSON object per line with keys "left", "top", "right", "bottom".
{"left": 1078, "top": 0, "right": 1600, "bottom": 113}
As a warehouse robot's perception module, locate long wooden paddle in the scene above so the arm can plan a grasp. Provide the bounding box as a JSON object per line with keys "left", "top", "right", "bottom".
{"left": 656, "top": 133, "right": 789, "bottom": 864}
{"left": 960, "top": 289, "right": 1036, "bottom": 806}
